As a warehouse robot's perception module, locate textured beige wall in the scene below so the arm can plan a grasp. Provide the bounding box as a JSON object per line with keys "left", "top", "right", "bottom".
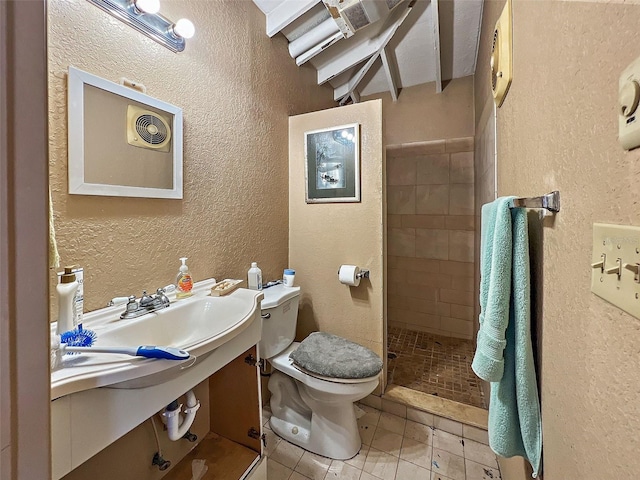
{"left": 48, "top": 0, "right": 333, "bottom": 476}
{"left": 475, "top": 1, "right": 640, "bottom": 478}
{"left": 387, "top": 138, "right": 476, "bottom": 339}
{"left": 48, "top": 0, "right": 334, "bottom": 314}
{"left": 363, "top": 77, "right": 475, "bottom": 146}
{"left": 289, "top": 100, "right": 385, "bottom": 378}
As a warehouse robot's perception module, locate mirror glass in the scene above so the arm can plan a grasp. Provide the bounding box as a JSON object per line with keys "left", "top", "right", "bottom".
{"left": 67, "top": 66, "right": 183, "bottom": 199}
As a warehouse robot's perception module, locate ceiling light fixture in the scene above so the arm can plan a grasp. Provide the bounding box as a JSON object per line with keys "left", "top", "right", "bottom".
{"left": 86, "top": 0, "right": 194, "bottom": 52}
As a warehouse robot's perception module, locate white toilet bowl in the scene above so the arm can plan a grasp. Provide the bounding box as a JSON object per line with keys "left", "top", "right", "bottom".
{"left": 259, "top": 285, "right": 382, "bottom": 460}
{"left": 268, "top": 343, "right": 379, "bottom": 460}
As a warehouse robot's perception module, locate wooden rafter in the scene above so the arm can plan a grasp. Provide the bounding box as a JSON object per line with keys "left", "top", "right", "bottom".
{"left": 266, "top": 0, "right": 321, "bottom": 37}
{"left": 317, "top": 2, "right": 413, "bottom": 86}
{"left": 380, "top": 46, "right": 399, "bottom": 101}
{"left": 334, "top": 52, "right": 381, "bottom": 102}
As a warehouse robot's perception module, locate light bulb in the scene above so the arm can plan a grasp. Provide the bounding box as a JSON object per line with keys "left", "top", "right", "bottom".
{"left": 347, "top": 133, "right": 354, "bottom": 141}
{"left": 134, "top": 0, "right": 160, "bottom": 14}
{"left": 341, "top": 130, "right": 348, "bottom": 138}
{"left": 173, "top": 18, "right": 195, "bottom": 39}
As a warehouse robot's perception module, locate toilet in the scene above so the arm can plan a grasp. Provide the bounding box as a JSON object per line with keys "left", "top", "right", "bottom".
{"left": 259, "top": 284, "right": 382, "bottom": 460}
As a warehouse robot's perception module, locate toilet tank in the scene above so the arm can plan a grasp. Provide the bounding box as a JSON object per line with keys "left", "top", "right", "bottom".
{"left": 259, "top": 284, "right": 300, "bottom": 359}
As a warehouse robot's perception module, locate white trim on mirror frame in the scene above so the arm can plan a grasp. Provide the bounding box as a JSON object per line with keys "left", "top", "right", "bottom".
{"left": 67, "top": 66, "right": 183, "bottom": 199}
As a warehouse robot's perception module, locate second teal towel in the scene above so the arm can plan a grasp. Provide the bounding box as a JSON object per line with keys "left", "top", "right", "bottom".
{"left": 472, "top": 197, "right": 543, "bottom": 478}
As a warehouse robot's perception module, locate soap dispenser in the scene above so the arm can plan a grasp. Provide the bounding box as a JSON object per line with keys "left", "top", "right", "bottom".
{"left": 176, "top": 257, "right": 193, "bottom": 299}
{"left": 56, "top": 266, "right": 79, "bottom": 335}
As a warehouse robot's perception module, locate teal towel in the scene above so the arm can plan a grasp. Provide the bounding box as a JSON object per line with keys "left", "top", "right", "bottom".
{"left": 472, "top": 197, "right": 543, "bottom": 478}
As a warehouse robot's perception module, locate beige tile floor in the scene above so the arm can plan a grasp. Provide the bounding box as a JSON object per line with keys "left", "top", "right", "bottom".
{"left": 263, "top": 403, "right": 500, "bottom": 480}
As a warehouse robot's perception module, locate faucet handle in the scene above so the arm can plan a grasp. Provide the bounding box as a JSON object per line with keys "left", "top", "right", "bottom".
{"left": 107, "top": 296, "right": 130, "bottom": 307}
{"left": 120, "top": 295, "right": 139, "bottom": 319}
{"left": 156, "top": 288, "right": 170, "bottom": 307}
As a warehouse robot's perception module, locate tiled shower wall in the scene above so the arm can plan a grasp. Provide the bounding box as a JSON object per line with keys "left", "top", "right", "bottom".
{"left": 387, "top": 137, "right": 475, "bottom": 339}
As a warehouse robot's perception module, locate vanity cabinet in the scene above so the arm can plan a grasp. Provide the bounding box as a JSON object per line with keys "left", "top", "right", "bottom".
{"left": 53, "top": 288, "right": 266, "bottom": 480}
{"left": 57, "top": 344, "right": 265, "bottom": 480}
{"left": 163, "top": 346, "right": 265, "bottom": 480}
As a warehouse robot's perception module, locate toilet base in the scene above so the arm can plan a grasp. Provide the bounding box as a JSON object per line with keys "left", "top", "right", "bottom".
{"left": 268, "top": 371, "right": 364, "bottom": 460}
{"left": 269, "top": 407, "right": 362, "bottom": 461}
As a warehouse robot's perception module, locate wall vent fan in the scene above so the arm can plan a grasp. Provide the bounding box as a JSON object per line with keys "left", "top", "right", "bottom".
{"left": 491, "top": 0, "right": 512, "bottom": 107}
{"left": 126, "top": 105, "right": 172, "bottom": 152}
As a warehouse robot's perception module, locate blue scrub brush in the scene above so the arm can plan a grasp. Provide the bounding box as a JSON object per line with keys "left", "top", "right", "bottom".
{"left": 51, "top": 326, "right": 97, "bottom": 369}
{"left": 52, "top": 326, "right": 189, "bottom": 366}
{"left": 60, "top": 326, "right": 97, "bottom": 349}
{"left": 61, "top": 344, "right": 189, "bottom": 360}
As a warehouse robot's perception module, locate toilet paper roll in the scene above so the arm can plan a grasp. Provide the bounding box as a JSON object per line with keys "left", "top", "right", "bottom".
{"left": 339, "top": 265, "right": 361, "bottom": 287}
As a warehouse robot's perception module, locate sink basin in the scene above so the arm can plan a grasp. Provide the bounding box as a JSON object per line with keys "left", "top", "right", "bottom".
{"left": 98, "top": 295, "right": 254, "bottom": 356}
{"left": 51, "top": 282, "right": 263, "bottom": 399}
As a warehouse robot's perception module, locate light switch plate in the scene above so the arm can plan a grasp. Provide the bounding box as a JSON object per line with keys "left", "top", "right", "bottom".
{"left": 591, "top": 223, "right": 640, "bottom": 318}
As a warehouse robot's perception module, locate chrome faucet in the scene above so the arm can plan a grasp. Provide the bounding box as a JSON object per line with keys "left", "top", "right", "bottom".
{"left": 120, "top": 288, "right": 170, "bottom": 319}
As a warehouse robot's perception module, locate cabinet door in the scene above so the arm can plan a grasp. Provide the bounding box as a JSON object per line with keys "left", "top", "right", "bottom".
{"left": 209, "top": 346, "right": 262, "bottom": 453}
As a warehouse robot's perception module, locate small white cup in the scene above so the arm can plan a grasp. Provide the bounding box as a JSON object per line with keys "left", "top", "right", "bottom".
{"left": 283, "top": 269, "right": 295, "bottom": 287}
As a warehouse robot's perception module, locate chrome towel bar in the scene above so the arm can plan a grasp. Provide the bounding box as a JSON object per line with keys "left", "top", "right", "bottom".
{"left": 509, "top": 191, "right": 560, "bottom": 213}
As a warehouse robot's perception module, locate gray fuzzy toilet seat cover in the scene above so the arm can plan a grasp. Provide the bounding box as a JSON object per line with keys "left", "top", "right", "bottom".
{"left": 289, "top": 332, "right": 383, "bottom": 379}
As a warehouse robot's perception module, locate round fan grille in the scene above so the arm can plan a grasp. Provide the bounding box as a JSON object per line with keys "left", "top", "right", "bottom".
{"left": 491, "top": 29, "right": 499, "bottom": 91}
{"left": 135, "top": 114, "right": 169, "bottom": 145}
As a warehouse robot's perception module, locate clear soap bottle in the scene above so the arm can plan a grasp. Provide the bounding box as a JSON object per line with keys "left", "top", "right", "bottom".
{"left": 176, "top": 257, "right": 193, "bottom": 299}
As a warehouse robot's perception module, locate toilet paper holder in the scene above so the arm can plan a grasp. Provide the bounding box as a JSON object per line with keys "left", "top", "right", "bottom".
{"left": 337, "top": 267, "right": 370, "bottom": 279}
{"left": 356, "top": 269, "right": 370, "bottom": 279}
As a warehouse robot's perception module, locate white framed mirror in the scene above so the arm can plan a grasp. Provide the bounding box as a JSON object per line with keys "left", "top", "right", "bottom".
{"left": 67, "top": 66, "right": 183, "bottom": 199}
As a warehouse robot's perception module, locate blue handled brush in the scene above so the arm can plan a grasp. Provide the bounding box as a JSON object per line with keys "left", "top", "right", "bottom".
{"left": 61, "top": 344, "right": 189, "bottom": 360}
{"left": 60, "top": 326, "right": 97, "bottom": 348}
{"left": 54, "top": 326, "right": 189, "bottom": 361}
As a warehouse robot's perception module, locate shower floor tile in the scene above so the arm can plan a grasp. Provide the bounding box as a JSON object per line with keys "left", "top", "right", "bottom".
{"left": 387, "top": 327, "right": 487, "bottom": 409}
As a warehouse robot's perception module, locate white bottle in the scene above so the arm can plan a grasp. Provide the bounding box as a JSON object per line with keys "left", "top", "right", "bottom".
{"left": 56, "top": 266, "right": 79, "bottom": 335}
{"left": 247, "top": 262, "right": 263, "bottom": 290}
{"left": 72, "top": 266, "right": 84, "bottom": 327}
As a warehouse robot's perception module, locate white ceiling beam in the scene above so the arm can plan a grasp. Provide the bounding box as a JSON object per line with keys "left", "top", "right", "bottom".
{"left": 296, "top": 31, "right": 343, "bottom": 66}
{"left": 317, "top": 3, "right": 413, "bottom": 85}
{"left": 266, "top": 0, "right": 321, "bottom": 37}
{"left": 333, "top": 52, "right": 380, "bottom": 101}
{"left": 380, "top": 46, "right": 399, "bottom": 101}
{"left": 431, "top": 0, "right": 443, "bottom": 93}
{"left": 338, "top": 90, "right": 360, "bottom": 106}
